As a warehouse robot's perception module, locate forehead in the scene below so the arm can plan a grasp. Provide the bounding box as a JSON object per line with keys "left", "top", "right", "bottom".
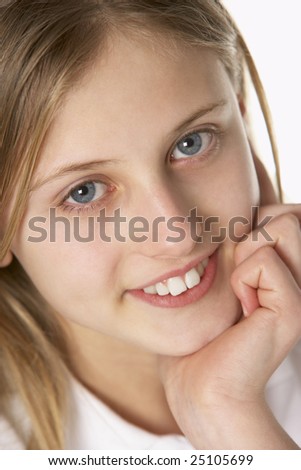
{"left": 36, "top": 34, "right": 233, "bottom": 173}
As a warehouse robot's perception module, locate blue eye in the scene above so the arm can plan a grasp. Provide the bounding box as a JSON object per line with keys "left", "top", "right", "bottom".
{"left": 172, "top": 131, "right": 213, "bottom": 160}
{"left": 66, "top": 181, "right": 107, "bottom": 204}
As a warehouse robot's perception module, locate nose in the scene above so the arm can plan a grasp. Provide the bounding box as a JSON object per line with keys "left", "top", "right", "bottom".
{"left": 127, "top": 177, "right": 201, "bottom": 259}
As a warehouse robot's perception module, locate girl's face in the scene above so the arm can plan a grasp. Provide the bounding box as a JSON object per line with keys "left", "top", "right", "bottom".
{"left": 11, "top": 35, "right": 260, "bottom": 356}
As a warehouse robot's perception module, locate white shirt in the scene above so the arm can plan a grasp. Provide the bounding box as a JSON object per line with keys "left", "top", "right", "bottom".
{"left": 1, "top": 342, "right": 301, "bottom": 449}
{"left": 65, "top": 379, "right": 193, "bottom": 450}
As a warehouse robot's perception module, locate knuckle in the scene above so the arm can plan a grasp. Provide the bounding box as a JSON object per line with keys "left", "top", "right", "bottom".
{"left": 275, "top": 212, "right": 300, "bottom": 233}
{"left": 255, "top": 244, "right": 276, "bottom": 262}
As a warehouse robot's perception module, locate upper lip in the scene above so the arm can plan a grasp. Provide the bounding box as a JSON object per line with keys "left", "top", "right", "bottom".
{"left": 134, "top": 249, "right": 217, "bottom": 290}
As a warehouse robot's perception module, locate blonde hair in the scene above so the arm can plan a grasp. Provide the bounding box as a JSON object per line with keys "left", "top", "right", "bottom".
{"left": 0, "top": 0, "right": 281, "bottom": 449}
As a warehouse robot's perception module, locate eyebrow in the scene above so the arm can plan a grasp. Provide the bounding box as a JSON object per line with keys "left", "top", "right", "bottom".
{"left": 30, "top": 160, "right": 117, "bottom": 192}
{"left": 171, "top": 99, "right": 227, "bottom": 137}
{"left": 30, "top": 99, "right": 227, "bottom": 192}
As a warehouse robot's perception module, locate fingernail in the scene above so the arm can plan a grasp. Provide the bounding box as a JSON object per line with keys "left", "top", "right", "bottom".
{"left": 242, "top": 303, "right": 249, "bottom": 317}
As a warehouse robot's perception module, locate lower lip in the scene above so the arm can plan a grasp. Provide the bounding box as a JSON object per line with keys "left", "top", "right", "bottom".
{"left": 128, "top": 250, "right": 218, "bottom": 308}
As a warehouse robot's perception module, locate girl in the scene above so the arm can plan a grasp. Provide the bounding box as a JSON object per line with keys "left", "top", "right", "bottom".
{"left": 1, "top": 0, "right": 301, "bottom": 450}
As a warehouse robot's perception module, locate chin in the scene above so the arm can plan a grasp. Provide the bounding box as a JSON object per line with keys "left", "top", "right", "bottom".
{"left": 160, "top": 306, "right": 242, "bottom": 357}
{"left": 154, "top": 325, "right": 235, "bottom": 358}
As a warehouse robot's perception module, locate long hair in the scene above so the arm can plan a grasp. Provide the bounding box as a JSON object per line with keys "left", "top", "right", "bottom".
{"left": 0, "top": 0, "right": 281, "bottom": 449}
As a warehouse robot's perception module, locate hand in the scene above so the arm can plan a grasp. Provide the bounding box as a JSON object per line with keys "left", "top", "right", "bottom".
{"left": 159, "top": 204, "right": 301, "bottom": 449}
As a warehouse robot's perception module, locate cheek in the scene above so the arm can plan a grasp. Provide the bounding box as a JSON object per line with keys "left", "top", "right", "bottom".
{"left": 184, "top": 155, "right": 259, "bottom": 245}
{"left": 12, "top": 217, "right": 121, "bottom": 317}
{"left": 189, "top": 165, "right": 258, "bottom": 223}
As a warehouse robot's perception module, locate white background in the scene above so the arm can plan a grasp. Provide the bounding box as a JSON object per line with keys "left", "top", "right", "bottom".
{"left": 223, "top": 0, "right": 301, "bottom": 202}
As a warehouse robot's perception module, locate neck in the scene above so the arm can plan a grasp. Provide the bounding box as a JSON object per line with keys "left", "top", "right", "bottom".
{"left": 64, "top": 320, "right": 181, "bottom": 436}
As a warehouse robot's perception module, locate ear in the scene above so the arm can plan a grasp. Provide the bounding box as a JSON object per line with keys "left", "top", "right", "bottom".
{"left": 251, "top": 147, "right": 279, "bottom": 205}
{"left": 0, "top": 250, "right": 13, "bottom": 268}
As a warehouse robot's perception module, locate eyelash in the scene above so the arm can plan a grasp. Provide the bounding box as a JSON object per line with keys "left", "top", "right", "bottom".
{"left": 170, "top": 126, "right": 222, "bottom": 162}
{"left": 58, "top": 179, "right": 115, "bottom": 215}
{"left": 59, "top": 199, "right": 102, "bottom": 215}
{"left": 58, "top": 126, "right": 223, "bottom": 215}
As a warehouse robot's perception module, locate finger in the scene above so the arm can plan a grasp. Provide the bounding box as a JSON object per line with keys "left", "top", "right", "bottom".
{"left": 232, "top": 244, "right": 301, "bottom": 320}
{"left": 257, "top": 203, "right": 301, "bottom": 220}
{"left": 235, "top": 205, "right": 301, "bottom": 286}
{"left": 231, "top": 246, "right": 301, "bottom": 377}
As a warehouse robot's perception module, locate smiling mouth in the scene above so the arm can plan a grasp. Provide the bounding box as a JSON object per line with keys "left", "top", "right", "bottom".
{"left": 143, "top": 257, "right": 209, "bottom": 297}
{"left": 128, "top": 251, "right": 218, "bottom": 309}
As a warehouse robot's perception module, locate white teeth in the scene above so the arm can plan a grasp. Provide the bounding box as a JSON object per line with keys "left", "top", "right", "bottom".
{"left": 142, "top": 256, "right": 210, "bottom": 296}
{"left": 184, "top": 268, "right": 200, "bottom": 289}
{"left": 167, "top": 276, "right": 187, "bottom": 296}
{"left": 156, "top": 282, "right": 169, "bottom": 296}
{"left": 197, "top": 262, "right": 204, "bottom": 276}
{"left": 143, "top": 285, "right": 157, "bottom": 294}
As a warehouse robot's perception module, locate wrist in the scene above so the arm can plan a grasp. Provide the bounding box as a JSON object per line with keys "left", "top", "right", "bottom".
{"left": 184, "top": 397, "right": 299, "bottom": 450}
